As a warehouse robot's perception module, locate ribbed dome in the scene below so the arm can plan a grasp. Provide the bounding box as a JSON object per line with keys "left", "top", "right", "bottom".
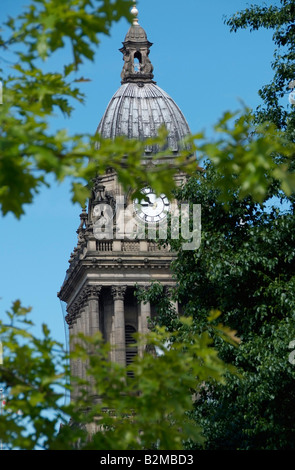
{"left": 96, "top": 82, "right": 191, "bottom": 153}
{"left": 124, "top": 24, "right": 148, "bottom": 43}
{"left": 96, "top": 10, "right": 191, "bottom": 155}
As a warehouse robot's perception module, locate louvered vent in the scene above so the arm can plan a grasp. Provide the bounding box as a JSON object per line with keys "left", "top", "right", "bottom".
{"left": 125, "top": 325, "right": 137, "bottom": 376}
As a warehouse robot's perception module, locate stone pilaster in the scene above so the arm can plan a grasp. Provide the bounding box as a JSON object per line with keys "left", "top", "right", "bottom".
{"left": 138, "top": 290, "right": 151, "bottom": 357}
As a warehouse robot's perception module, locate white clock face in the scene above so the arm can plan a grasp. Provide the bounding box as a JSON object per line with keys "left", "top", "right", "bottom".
{"left": 134, "top": 188, "right": 170, "bottom": 223}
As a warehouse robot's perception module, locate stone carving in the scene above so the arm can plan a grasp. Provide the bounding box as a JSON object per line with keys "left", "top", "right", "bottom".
{"left": 140, "top": 54, "right": 153, "bottom": 75}
{"left": 121, "top": 51, "right": 132, "bottom": 81}
{"left": 65, "top": 285, "right": 102, "bottom": 325}
{"left": 85, "top": 285, "right": 102, "bottom": 300}
{"left": 77, "top": 207, "right": 88, "bottom": 233}
{"left": 91, "top": 182, "right": 115, "bottom": 209}
{"left": 119, "top": 23, "right": 155, "bottom": 84}
{"left": 111, "top": 285, "right": 127, "bottom": 301}
{"left": 90, "top": 181, "right": 116, "bottom": 238}
{"left": 65, "top": 312, "right": 74, "bottom": 327}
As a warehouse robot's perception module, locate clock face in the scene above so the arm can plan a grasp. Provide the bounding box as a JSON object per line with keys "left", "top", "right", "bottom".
{"left": 134, "top": 188, "right": 170, "bottom": 223}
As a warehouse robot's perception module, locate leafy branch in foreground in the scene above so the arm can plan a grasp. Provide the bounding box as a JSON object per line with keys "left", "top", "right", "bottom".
{"left": 225, "top": 0, "right": 295, "bottom": 138}
{"left": 1, "top": 0, "right": 134, "bottom": 66}
{"left": 0, "top": 301, "right": 238, "bottom": 450}
{"left": 194, "top": 110, "right": 295, "bottom": 206}
{"left": 148, "top": 160, "right": 295, "bottom": 450}
{"left": 1, "top": 2, "right": 295, "bottom": 218}
{"left": 2, "top": 103, "right": 295, "bottom": 218}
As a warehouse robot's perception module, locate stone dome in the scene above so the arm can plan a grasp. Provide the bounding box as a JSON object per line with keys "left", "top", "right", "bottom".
{"left": 96, "top": 14, "right": 191, "bottom": 155}
{"left": 124, "top": 24, "right": 148, "bottom": 43}
{"left": 96, "top": 82, "right": 191, "bottom": 154}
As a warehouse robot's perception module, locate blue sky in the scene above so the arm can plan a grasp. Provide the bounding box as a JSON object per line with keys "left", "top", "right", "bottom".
{"left": 1, "top": 0, "right": 283, "bottom": 347}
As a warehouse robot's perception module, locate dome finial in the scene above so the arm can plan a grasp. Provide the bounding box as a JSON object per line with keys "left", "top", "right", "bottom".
{"left": 131, "top": 1, "right": 139, "bottom": 25}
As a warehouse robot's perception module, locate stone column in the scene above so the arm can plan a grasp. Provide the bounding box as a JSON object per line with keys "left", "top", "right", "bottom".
{"left": 80, "top": 286, "right": 101, "bottom": 398}
{"left": 139, "top": 299, "right": 151, "bottom": 335}
{"left": 86, "top": 285, "right": 102, "bottom": 337}
{"left": 80, "top": 306, "right": 89, "bottom": 382}
{"left": 111, "top": 286, "right": 127, "bottom": 365}
{"left": 75, "top": 311, "right": 83, "bottom": 380}
{"left": 66, "top": 312, "right": 77, "bottom": 401}
{"left": 138, "top": 295, "right": 151, "bottom": 357}
{"left": 67, "top": 298, "right": 91, "bottom": 401}
{"left": 82, "top": 302, "right": 90, "bottom": 338}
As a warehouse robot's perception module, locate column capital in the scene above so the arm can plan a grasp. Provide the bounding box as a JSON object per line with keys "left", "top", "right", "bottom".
{"left": 67, "top": 301, "right": 79, "bottom": 319}
{"left": 85, "top": 285, "right": 102, "bottom": 299}
{"left": 65, "top": 312, "right": 75, "bottom": 326}
{"left": 111, "top": 285, "right": 127, "bottom": 301}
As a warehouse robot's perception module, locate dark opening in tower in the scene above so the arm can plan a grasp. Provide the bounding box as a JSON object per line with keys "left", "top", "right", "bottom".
{"left": 133, "top": 51, "right": 142, "bottom": 72}
{"left": 125, "top": 324, "right": 138, "bottom": 376}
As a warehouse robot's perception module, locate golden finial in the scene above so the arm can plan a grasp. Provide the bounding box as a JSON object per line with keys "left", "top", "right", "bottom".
{"left": 131, "top": 1, "right": 139, "bottom": 25}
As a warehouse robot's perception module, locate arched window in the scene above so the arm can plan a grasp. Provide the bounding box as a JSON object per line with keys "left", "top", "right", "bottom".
{"left": 125, "top": 324, "right": 137, "bottom": 376}
{"left": 133, "top": 51, "right": 142, "bottom": 73}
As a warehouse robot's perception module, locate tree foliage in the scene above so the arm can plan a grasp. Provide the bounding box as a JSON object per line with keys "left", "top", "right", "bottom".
{"left": 0, "top": 302, "right": 236, "bottom": 450}
{"left": 1, "top": 0, "right": 295, "bottom": 218}
{"left": 166, "top": 165, "right": 295, "bottom": 449}
{"left": 137, "top": 157, "right": 295, "bottom": 449}
{"left": 190, "top": 109, "right": 295, "bottom": 207}
{"left": 0, "top": 0, "right": 197, "bottom": 218}
{"left": 138, "top": 1, "right": 295, "bottom": 449}
{"left": 225, "top": 0, "right": 295, "bottom": 139}
{"left": 1, "top": 0, "right": 295, "bottom": 451}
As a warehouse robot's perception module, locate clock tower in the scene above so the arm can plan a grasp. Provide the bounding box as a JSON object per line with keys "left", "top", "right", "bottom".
{"left": 58, "top": 3, "right": 192, "bottom": 401}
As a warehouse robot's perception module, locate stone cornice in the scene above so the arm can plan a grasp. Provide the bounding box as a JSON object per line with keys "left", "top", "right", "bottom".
{"left": 58, "top": 251, "right": 175, "bottom": 303}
